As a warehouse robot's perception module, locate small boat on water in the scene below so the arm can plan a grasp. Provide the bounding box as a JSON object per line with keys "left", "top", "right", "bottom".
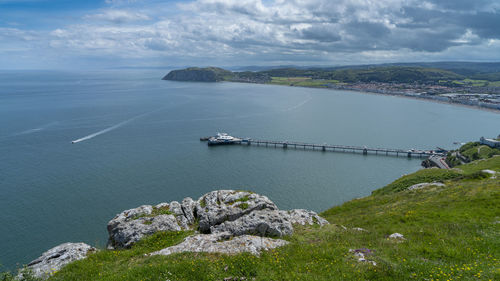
{"left": 207, "top": 133, "right": 242, "bottom": 146}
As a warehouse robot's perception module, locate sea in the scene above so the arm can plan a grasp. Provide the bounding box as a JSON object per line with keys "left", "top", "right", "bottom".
{"left": 1, "top": 69, "right": 499, "bottom": 270}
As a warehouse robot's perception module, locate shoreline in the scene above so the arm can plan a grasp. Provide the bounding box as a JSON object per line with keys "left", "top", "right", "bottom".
{"left": 223, "top": 80, "right": 500, "bottom": 114}
{"left": 334, "top": 87, "right": 500, "bottom": 114}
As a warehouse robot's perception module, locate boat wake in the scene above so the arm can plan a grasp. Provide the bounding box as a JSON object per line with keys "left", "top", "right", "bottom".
{"left": 284, "top": 96, "right": 312, "bottom": 112}
{"left": 71, "top": 108, "right": 162, "bottom": 144}
{"left": 2, "top": 121, "right": 58, "bottom": 139}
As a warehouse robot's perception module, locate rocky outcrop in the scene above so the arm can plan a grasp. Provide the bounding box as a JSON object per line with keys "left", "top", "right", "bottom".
{"left": 211, "top": 208, "right": 329, "bottom": 237}
{"left": 25, "top": 190, "right": 328, "bottom": 275}
{"left": 107, "top": 190, "right": 329, "bottom": 250}
{"left": 196, "top": 190, "right": 278, "bottom": 233}
{"left": 149, "top": 232, "right": 289, "bottom": 256}
{"left": 23, "top": 242, "right": 96, "bottom": 279}
{"left": 212, "top": 210, "right": 293, "bottom": 237}
{"left": 107, "top": 202, "right": 192, "bottom": 249}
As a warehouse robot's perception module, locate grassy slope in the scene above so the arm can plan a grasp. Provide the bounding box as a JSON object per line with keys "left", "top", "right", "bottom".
{"left": 24, "top": 157, "right": 500, "bottom": 280}
{"left": 461, "top": 143, "right": 500, "bottom": 161}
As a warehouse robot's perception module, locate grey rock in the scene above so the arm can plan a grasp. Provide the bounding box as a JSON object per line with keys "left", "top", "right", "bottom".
{"left": 482, "top": 169, "right": 497, "bottom": 179}
{"left": 349, "top": 249, "right": 377, "bottom": 266}
{"left": 388, "top": 233, "right": 406, "bottom": 240}
{"left": 181, "top": 197, "right": 196, "bottom": 225}
{"left": 196, "top": 190, "right": 278, "bottom": 233}
{"left": 352, "top": 227, "right": 367, "bottom": 232}
{"left": 106, "top": 190, "right": 329, "bottom": 249}
{"left": 212, "top": 209, "right": 328, "bottom": 237}
{"left": 169, "top": 201, "right": 189, "bottom": 229}
{"left": 150, "top": 232, "right": 289, "bottom": 256}
{"left": 107, "top": 205, "right": 153, "bottom": 231}
{"left": 23, "top": 242, "right": 96, "bottom": 279}
{"left": 407, "top": 182, "right": 445, "bottom": 190}
{"left": 212, "top": 210, "right": 294, "bottom": 237}
{"left": 286, "top": 209, "right": 329, "bottom": 226}
{"left": 107, "top": 203, "right": 187, "bottom": 249}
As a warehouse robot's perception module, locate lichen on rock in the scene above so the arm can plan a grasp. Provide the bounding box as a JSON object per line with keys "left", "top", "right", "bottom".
{"left": 149, "top": 232, "right": 289, "bottom": 256}
{"left": 22, "top": 242, "right": 96, "bottom": 279}
{"left": 106, "top": 189, "right": 329, "bottom": 255}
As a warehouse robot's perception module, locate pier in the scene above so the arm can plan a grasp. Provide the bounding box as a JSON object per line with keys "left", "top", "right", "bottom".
{"left": 201, "top": 136, "right": 445, "bottom": 158}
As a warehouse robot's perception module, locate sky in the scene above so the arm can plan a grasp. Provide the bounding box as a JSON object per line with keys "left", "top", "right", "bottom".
{"left": 1, "top": 0, "right": 500, "bottom": 69}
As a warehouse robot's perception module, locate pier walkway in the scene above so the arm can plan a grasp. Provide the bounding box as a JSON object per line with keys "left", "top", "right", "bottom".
{"left": 201, "top": 136, "right": 446, "bottom": 158}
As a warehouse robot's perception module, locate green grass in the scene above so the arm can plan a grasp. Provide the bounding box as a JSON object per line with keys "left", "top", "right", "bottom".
{"left": 374, "top": 156, "right": 500, "bottom": 196}
{"left": 238, "top": 203, "right": 249, "bottom": 210}
{"left": 488, "top": 81, "right": 500, "bottom": 87}
{"left": 456, "top": 156, "right": 500, "bottom": 173}
{"left": 132, "top": 206, "right": 173, "bottom": 220}
{"left": 449, "top": 79, "right": 500, "bottom": 87}
{"left": 371, "top": 168, "right": 463, "bottom": 195}
{"left": 5, "top": 156, "right": 499, "bottom": 280}
{"left": 269, "top": 77, "right": 339, "bottom": 88}
{"left": 460, "top": 142, "right": 500, "bottom": 161}
{"left": 321, "top": 176, "right": 500, "bottom": 280}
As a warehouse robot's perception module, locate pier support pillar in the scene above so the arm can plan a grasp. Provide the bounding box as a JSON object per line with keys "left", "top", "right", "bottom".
{"left": 283, "top": 143, "right": 288, "bottom": 149}
{"left": 363, "top": 148, "right": 368, "bottom": 155}
{"left": 322, "top": 146, "right": 326, "bottom": 151}
{"left": 407, "top": 152, "right": 412, "bottom": 158}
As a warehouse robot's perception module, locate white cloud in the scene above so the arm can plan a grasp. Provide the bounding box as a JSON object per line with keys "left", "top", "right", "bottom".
{"left": 2, "top": 0, "right": 500, "bottom": 68}
{"left": 84, "top": 10, "right": 150, "bottom": 24}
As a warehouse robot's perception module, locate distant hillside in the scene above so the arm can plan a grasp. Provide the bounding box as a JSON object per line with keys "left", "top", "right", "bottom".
{"left": 163, "top": 62, "right": 500, "bottom": 85}
{"left": 164, "top": 66, "right": 466, "bottom": 84}
{"left": 232, "top": 62, "right": 500, "bottom": 75}
{"left": 259, "top": 66, "right": 464, "bottom": 83}
{"left": 162, "top": 67, "right": 232, "bottom": 82}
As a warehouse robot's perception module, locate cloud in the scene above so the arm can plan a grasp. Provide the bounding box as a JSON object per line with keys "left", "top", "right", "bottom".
{"left": 2, "top": 0, "right": 500, "bottom": 68}
{"left": 84, "top": 10, "right": 150, "bottom": 24}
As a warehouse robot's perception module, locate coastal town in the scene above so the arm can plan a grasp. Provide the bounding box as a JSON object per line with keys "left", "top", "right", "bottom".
{"left": 326, "top": 81, "right": 500, "bottom": 111}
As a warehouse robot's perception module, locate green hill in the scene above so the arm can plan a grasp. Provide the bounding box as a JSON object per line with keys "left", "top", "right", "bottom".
{"left": 162, "top": 67, "right": 232, "bottom": 82}
{"left": 4, "top": 154, "right": 497, "bottom": 280}
{"left": 261, "top": 66, "right": 464, "bottom": 83}
{"left": 163, "top": 65, "right": 473, "bottom": 84}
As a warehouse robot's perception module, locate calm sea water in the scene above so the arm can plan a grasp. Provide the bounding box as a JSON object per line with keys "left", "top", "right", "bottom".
{"left": 1, "top": 70, "right": 499, "bottom": 270}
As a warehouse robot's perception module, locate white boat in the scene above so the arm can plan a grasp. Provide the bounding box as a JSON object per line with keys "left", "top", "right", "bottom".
{"left": 207, "top": 133, "right": 242, "bottom": 145}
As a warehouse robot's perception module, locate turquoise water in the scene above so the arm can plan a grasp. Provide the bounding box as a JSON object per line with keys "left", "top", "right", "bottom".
{"left": 1, "top": 70, "right": 499, "bottom": 270}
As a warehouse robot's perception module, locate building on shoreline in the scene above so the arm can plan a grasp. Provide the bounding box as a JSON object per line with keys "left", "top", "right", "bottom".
{"left": 480, "top": 136, "right": 500, "bottom": 148}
